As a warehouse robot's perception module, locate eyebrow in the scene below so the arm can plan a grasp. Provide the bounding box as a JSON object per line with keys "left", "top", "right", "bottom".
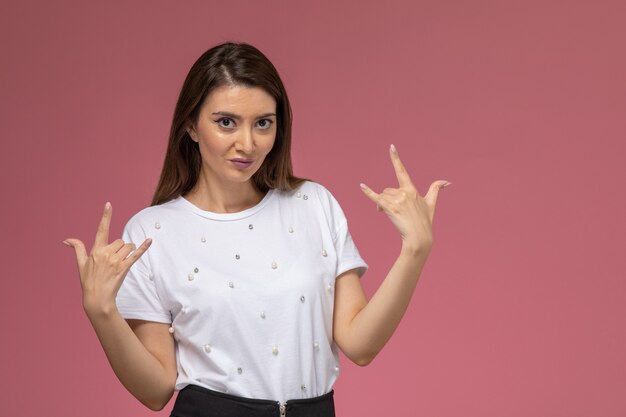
{"left": 211, "top": 111, "right": 276, "bottom": 119}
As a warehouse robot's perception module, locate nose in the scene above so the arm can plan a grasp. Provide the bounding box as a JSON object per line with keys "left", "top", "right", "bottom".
{"left": 235, "top": 127, "right": 254, "bottom": 154}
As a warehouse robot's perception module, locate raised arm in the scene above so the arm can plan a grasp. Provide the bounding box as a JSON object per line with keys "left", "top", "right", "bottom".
{"left": 64, "top": 203, "right": 177, "bottom": 410}
{"left": 333, "top": 144, "right": 450, "bottom": 366}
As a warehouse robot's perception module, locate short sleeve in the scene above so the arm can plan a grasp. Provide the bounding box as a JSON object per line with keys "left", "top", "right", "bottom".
{"left": 313, "top": 183, "right": 368, "bottom": 278}
{"left": 115, "top": 217, "right": 171, "bottom": 323}
{"left": 334, "top": 221, "right": 368, "bottom": 278}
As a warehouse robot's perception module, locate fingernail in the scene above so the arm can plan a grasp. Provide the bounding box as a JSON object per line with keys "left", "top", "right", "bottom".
{"left": 105, "top": 202, "right": 111, "bottom": 209}
{"left": 62, "top": 240, "right": 71, "bottom": 246}
{"left": 390, "top": 144, "right": 397, "bottom": 153}
{"left": 359, "top": 183, "right": 367, "bottom": 189}
{"left": 442, "top": 182, "right": 452, "bottom": 188}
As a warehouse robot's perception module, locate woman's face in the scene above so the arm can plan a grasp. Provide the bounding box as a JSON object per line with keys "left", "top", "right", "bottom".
{"left": 188, "top": 84, "right": 277, "bottom": 189}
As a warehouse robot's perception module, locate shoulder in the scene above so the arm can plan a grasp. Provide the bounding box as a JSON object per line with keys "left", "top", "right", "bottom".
{"left": 273, "top": 180, "right": 339, "bottom": 210}
{"left": 123, "top": 197, "right": 185, "bottom": 234}
{"left": 285, "top": 180, "right": 347, "bottom": 229}
{"left": 291, "top": 180, "right": 336, "bottom": 200}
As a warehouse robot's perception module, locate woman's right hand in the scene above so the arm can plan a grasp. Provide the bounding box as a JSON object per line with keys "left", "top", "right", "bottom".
{"left": 64, "top": 202, "right": 152, "bottom": 317}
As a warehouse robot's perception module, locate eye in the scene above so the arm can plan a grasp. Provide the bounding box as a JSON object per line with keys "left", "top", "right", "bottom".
{"left": 256, "top": 119, "right": 274, "bottom": 129}
{"left": 216, "top": 117, "right": 235, "bottom": 129}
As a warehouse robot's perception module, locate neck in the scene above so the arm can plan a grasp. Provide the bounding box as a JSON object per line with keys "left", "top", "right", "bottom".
{"left": 184, "top": 173, "right": 264, "bottom": 214}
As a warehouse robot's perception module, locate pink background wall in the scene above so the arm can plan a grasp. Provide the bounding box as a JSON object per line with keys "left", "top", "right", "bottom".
{"left": 1, "top": 0, "right": 625, "bottom": 415}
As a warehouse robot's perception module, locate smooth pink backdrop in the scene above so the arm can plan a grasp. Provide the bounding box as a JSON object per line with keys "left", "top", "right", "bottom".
{"left": 1, "top": 0, "right": 625, "bottom": 416}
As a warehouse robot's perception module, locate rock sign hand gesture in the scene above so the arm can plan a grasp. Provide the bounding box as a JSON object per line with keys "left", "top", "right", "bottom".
{"left": 359, "top": 144, "right": 450, "bottom": 253}
{"left": 64, "top": 203, "right": 152, "bottom": 314}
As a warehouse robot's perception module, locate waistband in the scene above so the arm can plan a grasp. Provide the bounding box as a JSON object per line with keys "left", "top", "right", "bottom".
{"left": 170, "top": 384, "right": 335, "bottom": 417}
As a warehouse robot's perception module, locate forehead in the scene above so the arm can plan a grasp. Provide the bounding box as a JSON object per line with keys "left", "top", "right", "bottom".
{"left": 202, "top": 85, "right": 276, "bottom": 114}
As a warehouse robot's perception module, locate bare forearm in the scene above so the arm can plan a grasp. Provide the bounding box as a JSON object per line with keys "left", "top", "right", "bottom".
{"left": 346, "top": 244, "right": 430, "bottom": 364}
{"left": 86, "top": 306, "right": 175, "bottom": 410}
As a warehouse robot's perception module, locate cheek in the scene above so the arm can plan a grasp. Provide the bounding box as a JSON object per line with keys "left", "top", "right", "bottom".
{"left": 264, "top": 131, "right": 277, "bottom": 153}
{"left": 198, "top": 131, "right": 227, "bottom": 154}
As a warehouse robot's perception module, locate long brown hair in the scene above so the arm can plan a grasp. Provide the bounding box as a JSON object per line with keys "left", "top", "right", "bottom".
{"left": 151, "top": 42, "right": 307, "bottom": 206}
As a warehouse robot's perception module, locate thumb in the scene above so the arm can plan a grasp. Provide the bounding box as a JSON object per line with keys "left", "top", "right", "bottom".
{"left": 63, "top": 238, "right": 89, "bottom": 270}
{"left": 424, "top": 180, "right": 451, "bottom": 219}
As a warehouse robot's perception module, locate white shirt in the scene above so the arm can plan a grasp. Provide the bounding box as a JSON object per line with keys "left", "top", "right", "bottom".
{"left": 115, "top": 181, "right": 367, "bottom": 403}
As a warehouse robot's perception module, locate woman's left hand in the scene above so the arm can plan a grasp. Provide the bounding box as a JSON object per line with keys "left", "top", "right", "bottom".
{"left": 359, "top": 144, "right": 450, "bottom": 253}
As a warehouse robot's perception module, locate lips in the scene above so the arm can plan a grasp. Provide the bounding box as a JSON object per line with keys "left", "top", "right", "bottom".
{"left": 230, "top": 158, "right": 254, "bottom": 169}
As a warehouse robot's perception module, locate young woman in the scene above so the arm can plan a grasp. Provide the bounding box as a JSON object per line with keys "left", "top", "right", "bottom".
{"left": 64, "top": 42, "right": 450, "bottom": 417}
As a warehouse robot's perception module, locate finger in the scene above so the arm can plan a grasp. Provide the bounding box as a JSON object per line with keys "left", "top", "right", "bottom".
{"left": 424, "top": 180, "right": 451, "bottom": 219}
{"left": 63, "top": 238, "right": 88, "bottom": 270}
{"left": 94, "top": 202, "right": 112, "bottom": 248}
{"left": 389, "top": 144, "right": 415, "bottom": 190}
{"left": 115, "top": 242, "right": 137, "bottom": 261}
{"left": 109, "top": 238, "right": 126, "bottom": 253}
{"left": 359, "top": 183, "right": 381, "bottom": 206}
{"left": 374, "top": 193, "right": 399, "bottom": 215}
{"left": 121, "top": 238, "right": 152, "bottom": 270}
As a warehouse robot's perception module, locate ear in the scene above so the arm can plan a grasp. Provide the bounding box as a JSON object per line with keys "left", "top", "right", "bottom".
{"left": 186, "top": 124, "right": 198, "bottom": 142}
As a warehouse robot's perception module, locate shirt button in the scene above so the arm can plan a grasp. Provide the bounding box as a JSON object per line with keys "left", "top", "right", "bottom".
{"left": 203, "top": 344, "right": 211, "bottom": 353}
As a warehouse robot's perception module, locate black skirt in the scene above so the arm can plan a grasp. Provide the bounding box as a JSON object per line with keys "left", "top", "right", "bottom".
{"left": 170, "top": 384, "right": 336, "bottom": 417}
